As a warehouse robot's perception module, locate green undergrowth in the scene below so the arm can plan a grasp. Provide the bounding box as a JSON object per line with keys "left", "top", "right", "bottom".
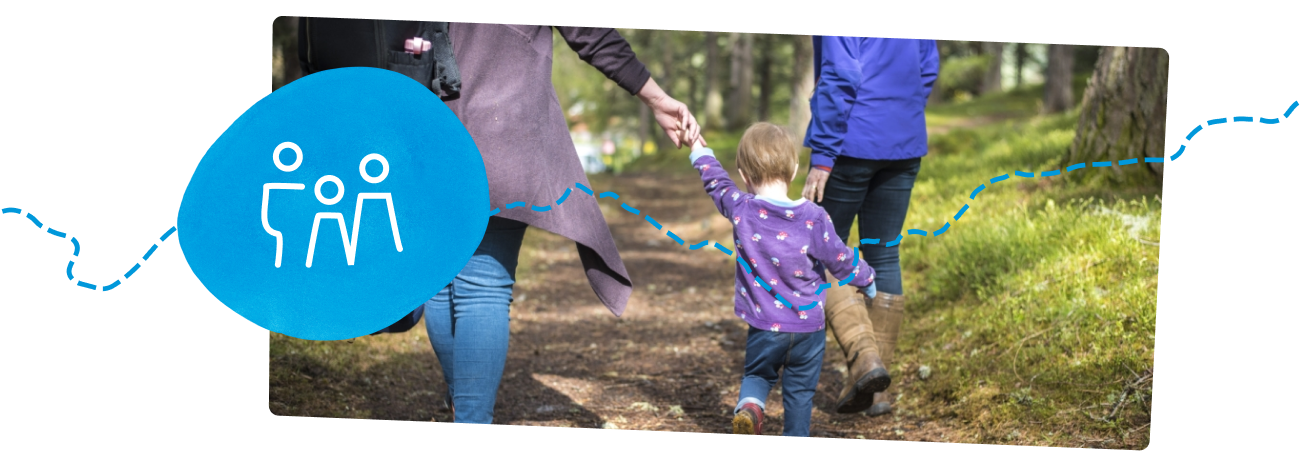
{"left": 891, "top": 110, "right": 1157, "bottom": 449}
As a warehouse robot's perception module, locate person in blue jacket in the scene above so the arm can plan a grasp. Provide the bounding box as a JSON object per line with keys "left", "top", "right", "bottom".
{"left": 800, "top": 36, "right": 938, "bottom": 416}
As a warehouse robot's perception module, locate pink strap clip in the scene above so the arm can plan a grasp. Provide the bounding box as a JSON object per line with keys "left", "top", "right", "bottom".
{"left": 405, "top": 37, "right": 432, "bottom": 55}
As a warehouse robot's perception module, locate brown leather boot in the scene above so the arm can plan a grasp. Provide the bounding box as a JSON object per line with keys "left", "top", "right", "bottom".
{"left": 824, "top": 271, "right": 891, "bottom": 414}
{"left": 865, "top": 291, "right": 905, "bottom": 416}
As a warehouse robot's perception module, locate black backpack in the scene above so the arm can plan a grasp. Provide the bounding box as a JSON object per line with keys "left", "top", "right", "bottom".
{"left": 298, "top": 17, "right": 461, "bottom": 100}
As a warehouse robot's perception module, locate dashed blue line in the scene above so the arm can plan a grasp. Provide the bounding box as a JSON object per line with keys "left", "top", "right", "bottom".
{"left": 837, "top": 272, "right": 857, "bottom": 286}
{"left": 143, "top": 244, "right": 158, "bottom": 260}
{"left": 990, "top": 174, "right": 1009, "bottom": 183}
{"left": 934, "top": 222, "right": 950, "bottom": 237}
{"left": 1092, "top": 161, "right": 1112, "bottom": 167}
{"left": 688, "top": 240, "right": 709, "bottom": 250}
{"left": 713, "top": 242, "right": 733, "bottom": 255}
{"left": 666, "top": 231, "right": 684, "bottom": 245}
{"left": 530, "top": 204, "right": 552, "bottom": 212}
{"left": 555, "top": 188, "right": 572, "bottom": 205}
{"left": 756, "top": 275, "right": 772, "bottom": 291}
{"left": 1234, "top": 116, "right": 1253, "bottom": 122}
{"left": 2, "top": 207, "right": 19, "bottom": 214}
{"left": 1040, "top": 170, "right": 1060, "bottom": 177}
{"left": 66, "top": 261, "right": 75, "bottom": 280}
{"left": 1171, "top": 145, "right": 1186, "bottom": 161}
{"left": 487, "top": 208, "right": 501, "bottom": 216}
{"left": 1066, "top": 163, "right": 1086, "bottom": 172}
{"left": 504, "top": 201, "right": 526, "bottom": 209}
{"left": 76, "top": 281, "right": 96, "bottom": 290}
{"left": 1014, "top": 170, "right": 1033, "bottom": 178}
{"left": 575, "top": 182, "right": 593, "bottom": 195}
{"left": 1286, "top": 101, "right": 1298, "bottom": 118}
{"left": 1187, "top": 125, "right": 1203, "bottom": 140}
{"left": 71, "top": 237, "right": 80, "bottom": 256}
{"left": 1261, "top": 118, "right": 1280, "bottom": 124}
{"left": 1118, "top": 158, "right": 1139, "bottom": 166}
{"left": 1207, "top": 118, "right": 1227, "bottom": 125}
{"left": 955, "top": 204, "right": 970, "bottom": 221}
{"left": 103, "top": 280, "right": 121, "bottom": 291}
{"left": 737, "top": 256, "right": 752, "bottom": 274}
{"left": 814, "top": 283, "right": 832, "bottom": 295}
{"left": 621, "top": 203, "right": 640, "bottom": 215}
{"left": 1145, "top": 157, "right": 1164, "bottom": 163}
{"left": 970, "top": 184, "right": 986, "bottom": 200}
{"left": 644, "top": 215, "right": 662, "bottom": 230}
{"left": 907, "top": 229, "right": 927, "bottom": 236}
{"left": 796, "top": 302, "right": 818, "bottom": 312}
{"left": 160, "top": 226, "right": 177, "bottom": 241}
{"left": 47, "top": 228, "right": 66, "bottom": 238}
{"left": 885, "top": 235, "right": 903, "bottom": 248}
{"left": 26, "top": 213, "right": 42, "bottom": 228}
{"left": 860, "top": 238, "right": 879, "bottom": 245}
{"left": 125, "top": 264, "right": 141, "bottom": 279}
{"left": 599, "top": 191, "right": 619, "bottom": 199}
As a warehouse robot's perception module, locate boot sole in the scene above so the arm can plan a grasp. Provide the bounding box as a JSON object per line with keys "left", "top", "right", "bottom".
{"left": 834, "top": 367, "right": 891, "bottom": 414}
{"left": 732, "top": 412, "right": 758, "bottom": 435}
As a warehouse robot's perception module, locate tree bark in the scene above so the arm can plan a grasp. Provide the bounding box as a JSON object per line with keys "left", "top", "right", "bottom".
{"left": 703, "top": 32, "right": 722, "bottom": 131}
{"left": 757, "top": 34, "right": 774, "bottom": 121}
{"left": 727, "top": 33, "right": 754, "bottom": 131}
{"left": 637, "top": 30, "right": 653, "bottom": 155}
{"left": 1044, "top": 44, "right": 1075, "bottom": 113}
{"left": 982, "top": 41, "right": 1003, "bottom": 95}
{"left": 930, "top": 38, "right": 951, "bottom": 106}
{"left": 1013, "top": 43, "right": 1027, "bottom": 88}
{"left": 789, "top": 35, "right": 814, "bottom": 144}
{"left": 1067, "top": 46, "right": 1169, "bottom": 185}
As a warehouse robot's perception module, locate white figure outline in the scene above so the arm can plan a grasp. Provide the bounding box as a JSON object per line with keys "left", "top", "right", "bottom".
{"left": 305, "top": 154, "right": 402, "bottom": 268}
{"left": 262, "top": 142, "right": 306, "bottom": 268}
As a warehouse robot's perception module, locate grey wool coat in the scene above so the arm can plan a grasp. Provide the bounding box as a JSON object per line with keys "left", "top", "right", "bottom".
{"left": 446, "top": 24, "right": 645, "bottom": 316}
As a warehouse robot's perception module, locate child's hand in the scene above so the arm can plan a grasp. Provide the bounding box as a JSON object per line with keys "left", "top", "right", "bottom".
{"left": 678, "top": 121, "right": 707, "bottom": 150}
{"left": 858, "top": 282, "right": 877, "bottom": 299}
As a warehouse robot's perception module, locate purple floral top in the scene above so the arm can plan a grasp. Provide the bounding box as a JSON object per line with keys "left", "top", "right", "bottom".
{"left": 691, "top": 149, "right": 875, "bottom": 333}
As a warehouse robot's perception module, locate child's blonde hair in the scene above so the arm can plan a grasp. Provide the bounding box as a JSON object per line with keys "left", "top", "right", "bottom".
{"left": 736, "top": 122, "right": 799, "bottom": 187}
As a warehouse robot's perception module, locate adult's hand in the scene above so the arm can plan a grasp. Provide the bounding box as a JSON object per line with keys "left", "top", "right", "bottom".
{"left": 802, "top": 168, "right": 831, "bottom": 203}
{"left": 636, "top": 77, "right": 704, "bottom": 148}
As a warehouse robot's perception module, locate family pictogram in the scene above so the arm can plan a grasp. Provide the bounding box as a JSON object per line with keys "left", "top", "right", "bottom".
{"left": 260, "top": 142, "right": 403, "bottom": 268}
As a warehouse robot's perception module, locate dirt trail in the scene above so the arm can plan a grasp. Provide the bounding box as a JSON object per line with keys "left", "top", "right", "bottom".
{"left": 271, "top": 170, "right": 961, "bottom": 441}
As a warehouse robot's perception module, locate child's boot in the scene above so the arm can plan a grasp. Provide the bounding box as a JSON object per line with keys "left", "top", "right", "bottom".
{"left": 865, "top": 291, "right": 906, "bottom": 416}
{"left": 732, "top": 403, "right": 764, "bottom": 435}
{"left": 824, "top": 272, "right": 891, "bottom": 414}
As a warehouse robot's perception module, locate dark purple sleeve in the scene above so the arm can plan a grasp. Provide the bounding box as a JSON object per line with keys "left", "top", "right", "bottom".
{"left": 554, "top": 27, "right": 652, "bottom": 95}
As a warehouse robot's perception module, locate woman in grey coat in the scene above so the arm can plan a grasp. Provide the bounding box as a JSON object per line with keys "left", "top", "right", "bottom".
{"left": 299, "top": 19, "right": 701, "bottom": 423}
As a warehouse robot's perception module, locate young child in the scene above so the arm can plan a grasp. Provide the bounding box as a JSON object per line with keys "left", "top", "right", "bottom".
{"left": 688, "top": 122, "right": 877, "bottom": 436}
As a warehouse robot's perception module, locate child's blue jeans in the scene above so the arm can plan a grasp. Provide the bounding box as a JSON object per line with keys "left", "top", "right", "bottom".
{"left": 735, "top": 326, "right": 826, "bottom": 436}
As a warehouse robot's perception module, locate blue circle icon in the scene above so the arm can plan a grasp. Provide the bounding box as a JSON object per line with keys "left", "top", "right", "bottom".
{"left": 178, "top": 67, "right": 489, "bottom": 340}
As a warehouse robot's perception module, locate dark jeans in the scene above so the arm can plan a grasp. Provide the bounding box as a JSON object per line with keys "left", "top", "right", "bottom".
{"left": 735, "top": 327, "right": 826, "bottom": 437}
{"left": 819, "top": 156, "right": 922, "bottom": 296}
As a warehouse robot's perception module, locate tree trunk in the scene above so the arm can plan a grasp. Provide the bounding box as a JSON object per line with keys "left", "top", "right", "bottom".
{"left": 637, "top": 30, "right": 653, "bottom": 155}
{"left": 757, "top": 34, "right": 774, "bottom": 121}
{"left": 789, "top": 35, "right": 814, "bottom": 144}
{"left": 1014, "top": 43, "right": 1027, "bottom": 88}
{"left": 982, "top": 41, "right": 1003, "bottom": 95}
{"left": 727, "top": 33, "right": 754, "bottom": 131}
{"left": 1066, "top": 46, "right": 1169, "bottom": 185}
{"left": 1043, "top": 44, "right": 1075, "bottom": 113}
{"left": 655, "top": 32, "right": 677, "bottom": 153}
{"left": 703, "top": 32, "right": 722, "bottom": 131}
{"left": 930, "top": 38, "right": 951, "bottom": 106}
{"left": 284, "top": 17, "right": 301, "bottom": 85}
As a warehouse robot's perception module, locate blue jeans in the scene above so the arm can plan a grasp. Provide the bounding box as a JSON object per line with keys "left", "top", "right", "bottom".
{"left": 735, "top": 326, "right": 826, "bottom": 437}
{"left": 423, "top": 216, "right": 527, "bottom": 424}
{"left": 820, "top": 157, "right": 923, "bottom": 295}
